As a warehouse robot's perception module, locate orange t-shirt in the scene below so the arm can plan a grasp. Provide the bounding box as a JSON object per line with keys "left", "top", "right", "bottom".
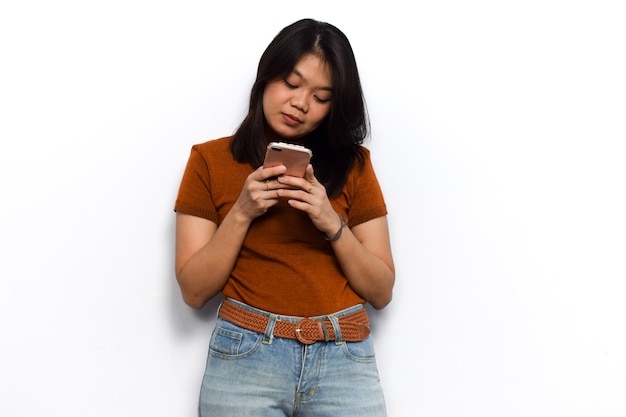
{"left": 174, "top": 136, "right": 387, "bottom": 316}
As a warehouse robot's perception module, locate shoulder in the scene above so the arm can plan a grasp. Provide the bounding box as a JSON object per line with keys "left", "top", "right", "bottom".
{"left": 348, "top": 145, "right": 384, "bottom": 195}
{"left": 191, "top": 136, "right": 233, "bottom": 156}
{"left": 188, "top": 135, "right": 253, "bottom": 177}
{"left": 187, "top": 136, "right": 236, "bottom": 168}
{"left": 343, "top": 145, "right": 383, "bottom": 195}
{"left": 353, "top": 145, "right": 374, "bottom": 172}
{"left": 340, "top": 145, "right": 387, "bottom": 225}
{"left": 357, "top": 144, "right": 371, "bottom": 156}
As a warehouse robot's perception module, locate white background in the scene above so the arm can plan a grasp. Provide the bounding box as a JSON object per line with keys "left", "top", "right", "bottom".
{"left": 1, "top": 1, "right": 625, "bottom": 416}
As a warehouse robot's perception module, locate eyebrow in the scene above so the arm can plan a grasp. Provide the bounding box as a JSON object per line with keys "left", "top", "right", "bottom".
{"left": 292, "top": 68, "right": 333, "bottom": 92}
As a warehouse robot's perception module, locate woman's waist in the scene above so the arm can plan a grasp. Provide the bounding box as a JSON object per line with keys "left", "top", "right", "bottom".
{"left": 221, "top": 277, "right": 365, "bottom": 317}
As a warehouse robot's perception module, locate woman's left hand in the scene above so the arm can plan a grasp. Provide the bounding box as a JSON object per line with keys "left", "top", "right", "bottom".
{"left": 276, "top": 164, "right": 342, "bottom": 238}
{"left": 277, "top": 164, "right": 394, "bottom": 309}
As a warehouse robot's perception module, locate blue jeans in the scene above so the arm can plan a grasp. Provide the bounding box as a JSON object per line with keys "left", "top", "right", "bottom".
{"left": 198, "top": 299, "right": 387, "bottom": 416}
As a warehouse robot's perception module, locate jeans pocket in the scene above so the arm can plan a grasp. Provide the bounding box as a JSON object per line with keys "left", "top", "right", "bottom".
{"left": 341, "top": 336, "right": 377, "bottom": 363}
{"left": 209, "top": 318, "right": 263, "bottom": 359}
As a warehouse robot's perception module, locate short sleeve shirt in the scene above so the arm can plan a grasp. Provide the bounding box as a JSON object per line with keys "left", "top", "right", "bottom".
{"left": 175, "top": 136, "right": 387, "bottom": 316}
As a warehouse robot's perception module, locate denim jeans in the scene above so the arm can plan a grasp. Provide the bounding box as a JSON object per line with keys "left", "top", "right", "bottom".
{"left": 198, "top": 299, "right": 387, "bottom": 417}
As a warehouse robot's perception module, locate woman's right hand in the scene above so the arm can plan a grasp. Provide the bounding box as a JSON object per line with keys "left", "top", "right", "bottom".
{"left": 176, "top": 164, "right": 291, "bottom": 309}
{"left": 233, "top": 165, "right": 289, "bottom": 220}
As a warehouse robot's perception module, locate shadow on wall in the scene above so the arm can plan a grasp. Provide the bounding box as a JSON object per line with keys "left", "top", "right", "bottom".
{"left": 366, "top": 303, "right": 391, "bottom": 335}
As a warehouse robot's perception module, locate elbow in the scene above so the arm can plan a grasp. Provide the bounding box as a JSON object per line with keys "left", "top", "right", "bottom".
{"left": 178, "top": 279, "right": 210, "bottom": 309}
{"left": 176, "top": 271, "right": 208, "bottom": 310}
{"left": 369, "top": 272, "right": 395, "bottom": 310}
{"left": 370, "top": 291, "right": 393, "bottom": 310}
{"left": 181, "top": 291, "right": 207, "bottom": 310}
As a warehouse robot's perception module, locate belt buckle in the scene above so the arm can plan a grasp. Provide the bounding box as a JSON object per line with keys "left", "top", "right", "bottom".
{"left": 294, "top": 318, "right": 322, "bottom": 345}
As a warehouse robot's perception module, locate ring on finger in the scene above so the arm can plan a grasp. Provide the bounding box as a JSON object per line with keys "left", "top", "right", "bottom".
{"left": 308, "top": 181, "right": 315, "bottom": 193}
{"left": 265, "top": 179, "right": 270, "bottom": 191}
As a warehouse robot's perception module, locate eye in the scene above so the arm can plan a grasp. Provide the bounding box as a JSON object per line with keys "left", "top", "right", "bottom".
{"left": 314, "top": 95, "right": 331, "bottom": 104}
{"left": 283, "top": 79, "right": 298, "bottom": 89}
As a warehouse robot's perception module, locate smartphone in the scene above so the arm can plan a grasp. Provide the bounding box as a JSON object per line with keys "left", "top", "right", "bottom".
{"left": 263, "top": 142, "right": 312, "bottom": 177}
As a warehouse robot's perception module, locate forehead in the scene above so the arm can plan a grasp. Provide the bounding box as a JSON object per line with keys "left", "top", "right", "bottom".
{"left": 291, "top": 54, "right": 332, "bottom": 87}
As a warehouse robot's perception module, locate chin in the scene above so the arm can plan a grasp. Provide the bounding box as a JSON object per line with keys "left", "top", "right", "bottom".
{"left": 275, "top": 130, "right": 306, "bottom": 142}
{"left": 267, "top": 122, "right": 313, "bottom": 142}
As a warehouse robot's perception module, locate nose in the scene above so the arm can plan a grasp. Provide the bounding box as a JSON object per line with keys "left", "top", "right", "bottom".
{"left": 290, "top": 90, "right": 308, "bottom": 114}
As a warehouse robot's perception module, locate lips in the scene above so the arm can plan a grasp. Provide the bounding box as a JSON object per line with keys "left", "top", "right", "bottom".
{"left": 282, "top": 113, "right": 302, "bottom": 126}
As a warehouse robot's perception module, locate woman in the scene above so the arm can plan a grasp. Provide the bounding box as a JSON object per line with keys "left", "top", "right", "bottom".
{"left": 174, "top": 18, "right": 394, "bottom": 416}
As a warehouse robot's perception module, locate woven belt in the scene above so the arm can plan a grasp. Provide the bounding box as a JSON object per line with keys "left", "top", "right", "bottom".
{"left": 218, "top": 300, "right": 371, "bottom": 344}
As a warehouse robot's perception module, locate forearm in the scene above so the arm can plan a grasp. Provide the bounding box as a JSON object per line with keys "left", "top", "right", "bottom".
{"left": 275, "top": 171, "right": 395, "bottom": 309}
{"left": 330, "top": 225, "right": 395, "bottom": 309}
{"left": 176, "top": 209, "right": 252, "bottom": 308}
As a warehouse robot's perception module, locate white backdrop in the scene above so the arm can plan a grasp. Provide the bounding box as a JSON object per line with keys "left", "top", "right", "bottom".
{"left": 1, "top": 1, "right": 625, "bottom": 416}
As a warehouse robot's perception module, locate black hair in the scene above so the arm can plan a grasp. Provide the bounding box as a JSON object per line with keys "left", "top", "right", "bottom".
{"left": 230, "top": 18, "right": 369, "bottom": 197}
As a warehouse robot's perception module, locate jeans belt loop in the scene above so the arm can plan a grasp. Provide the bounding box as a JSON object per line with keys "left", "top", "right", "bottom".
{"left": 328, "top": 314, "right": 343, "bottom": 345}
{"left": 320, "top": 319, "right": 330, "bottom": 341}
{"left": 263, "top": 314, "right": 278, "bottom": 345}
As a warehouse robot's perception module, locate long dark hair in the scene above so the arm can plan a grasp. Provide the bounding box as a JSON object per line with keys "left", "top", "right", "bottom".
{"left": 230, "top": 18, "right": 369, "bottom": 197}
